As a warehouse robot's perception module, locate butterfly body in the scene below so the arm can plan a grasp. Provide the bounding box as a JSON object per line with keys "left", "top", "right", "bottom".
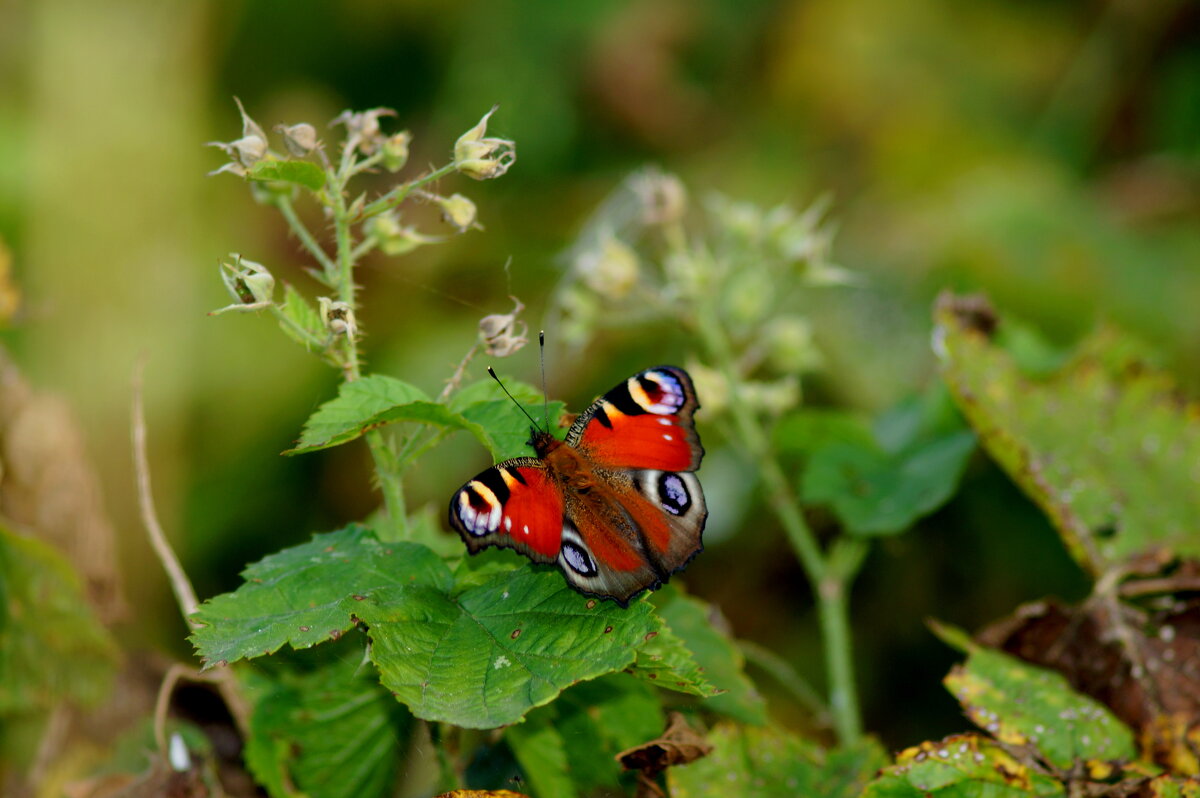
{"left": 449, "top": 367, "right": 706, "bottom": 606}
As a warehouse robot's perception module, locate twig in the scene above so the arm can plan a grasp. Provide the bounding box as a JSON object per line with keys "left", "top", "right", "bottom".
{"left": 132, "top": 358, "right": 199, "bottom": 619}
{"left": 133, "top": 361, "right": 252, "bottom": 740}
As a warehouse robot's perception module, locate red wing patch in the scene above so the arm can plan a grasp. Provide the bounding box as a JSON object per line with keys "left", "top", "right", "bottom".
{"left": 579, "top": 410, "right": 698, "bottom": 471}
{"left": 449, "top": 463, "right": 563, "bottom": 559}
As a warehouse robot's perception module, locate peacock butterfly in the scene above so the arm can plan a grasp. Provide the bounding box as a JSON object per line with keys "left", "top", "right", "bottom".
{"left": 449, "top": 366, "right": 707, "bottom": 606}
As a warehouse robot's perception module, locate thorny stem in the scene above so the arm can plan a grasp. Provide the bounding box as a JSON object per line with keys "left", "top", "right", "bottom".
{"left": 329, "top": 158, "right": 408, "bottom": 541}
{"left": 359, "top": 163, "right": 457, "bottom": 220}
{"left": 694, "top": 292, "right": 863, "bottom": 745}
{"left": 275, "top": 193, "right": 338, "bottom": 278}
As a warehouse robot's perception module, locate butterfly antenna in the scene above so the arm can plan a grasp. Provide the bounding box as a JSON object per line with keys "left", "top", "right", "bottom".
{"left": 538, "top": 330, "right": 549, "bottom": 431}
{"left": 487, "top": 367, "right": 542, "bottom": 431}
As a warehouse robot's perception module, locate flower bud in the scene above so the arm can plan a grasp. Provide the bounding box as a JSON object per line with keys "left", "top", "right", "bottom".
{"left": 364, "top": 212, "right": 442, "bottom": 255}
{"left": 210, "top": 254, "right": 275, "bottom": 315}
{"left": 382, "top": 131, "right": 412, "bottom": 172}
{"left": 318, "top": 297, "right": 357, "bottom": 339}
{"left": 433, "top": 193, "right": 479, "bottom": 233}
{"left": 764, "top": 316, "right": 822, "bottom": 374}
{"left": 275, "top": 122, "right": 319, "bottom": 157}
{"left": 478, "top": 297, "right": 528, "bottom": 357}
{"left": 575, "top": 232, "right": 639, "bottom": 299}
{"left": 331, "top": 108, "right": 396, "bottom": 155}
{"left": 453, "top": 106, "right": 516, "bottom": 180}
{"left": 632, "top": 169, "right": 687, "bottom": 227}
{"left": 207, "top": 98, "right": 269, "bottom": 176}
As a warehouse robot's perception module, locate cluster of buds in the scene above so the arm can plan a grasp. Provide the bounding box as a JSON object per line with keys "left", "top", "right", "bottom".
{"left": 331, "top": 108, "right": 398, "bottom": 156}
{"left": 453, "top": 106, "right": 516, "bottom": 181}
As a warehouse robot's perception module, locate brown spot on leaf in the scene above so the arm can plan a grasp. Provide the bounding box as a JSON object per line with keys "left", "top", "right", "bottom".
{"left": 936, "top": 291, "right": 998, "bottom": 338}
{"left": 586, "top": 599, "right": 597, "bottom": 609}
{"left": 329, "top": 629, "right": 342, "bottom": 640}
{"left": 299, "top": 625, "right": 310, "bottom": 632}
{"left": 353, "top": 594, "right": 366, "bottom": 601}
{"left": 604, "top": 625, "right": 614, "bottom": 634}
{"left": 510, "top": 628, "right": 521, "bottom": 640}
{"left": 644, "top": 631, "right": 658, "bottom": 642}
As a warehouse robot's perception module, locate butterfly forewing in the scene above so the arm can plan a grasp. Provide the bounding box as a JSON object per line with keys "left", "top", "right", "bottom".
{"left": 448, "top": 459, "right": 564, "bottom": 563}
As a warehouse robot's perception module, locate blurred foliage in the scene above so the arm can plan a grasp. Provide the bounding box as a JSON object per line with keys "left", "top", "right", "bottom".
{"left": 1, "top": 0, "right": 1199, "bottom": 794}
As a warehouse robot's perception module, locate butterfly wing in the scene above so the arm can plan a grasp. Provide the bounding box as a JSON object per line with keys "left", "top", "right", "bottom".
{"left": 448, "top": 458, "right": 565, "bottom": 564}
{"left": 564, "top": 366, "right": 707, "bottom": 597}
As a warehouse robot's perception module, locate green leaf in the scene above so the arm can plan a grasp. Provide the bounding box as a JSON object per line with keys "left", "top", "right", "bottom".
{"left": 669, "top": 723, "right": 888, "bottom": 798}
{"left": 287, "top": 375, "right": 442, "bottom": 454}
{"left": 0, "top": 525, "right": 117, "bottom": 714}
{"left": 241, "top": 657, "right": 406, "bottom": 798}
{"left": 448, "top": 377, "right": 544, "bottom": 413}
{"left": 190, "top": 525, "right": 452, "bottom": 666}
{"left": 505, "top": 707, "right": 575, "bottom": 798}
{"left": 631, "top": 617, "right": 720, "bottom": 698}
{"left": 936, "top": 297, "right": 1200, "bottom": 573}
{"left": 460, "top": 399, "right": 566, "bottom": 461}
{"left": 939, "top": 631, "right": 1136, "bottom": 770}
{"left": 555, "top": 676, "right": 664, "bottom": 792}
{"left": 798, "top": 387, "right": 975, "bottom": 536}
{"left": 357, "top": 566, "right": 657, "bottom": 728}
{"left": 248, "top": 159, "right": 327, "bottom": 191}
{"left": 650, "top": 586, "right": 766, "bottom": 724}
{"left": 277, "top": 282, "right": 324, "bottom": 349}
{"left": 862, "top": 733, "right": 1065, "bottom": 797}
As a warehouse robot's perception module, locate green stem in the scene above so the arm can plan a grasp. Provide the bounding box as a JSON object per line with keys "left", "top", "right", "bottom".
{"left": 695, "top": 304, "right": 863, "bottom": 745}
{"left": 275, "top": 194, "right": 338, "bottom": 278}
{"left": 330, "top": 165, "right": 408, "bottom": 541}
{"left": 737, "top": 639, "right": 828, "bottom": 722}
{"left": 359, "top": 163, "right": 457, "bottom": 220}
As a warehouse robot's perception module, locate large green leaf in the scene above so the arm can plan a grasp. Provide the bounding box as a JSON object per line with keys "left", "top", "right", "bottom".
{"left": 0, "top": 526, "right": 117, "bottom": 714}
{"left": 241, "top": 657, "right": 406, "bottom": 798}
{"left": 796, "top": 387, "right": 975, "bottom": 536}
{"left": 357, "top": 566, "right": 657, "bottom": 728}
{"left": 670, "top": 723, "right": 887, "bottom": 798}
{"left": 863, "top": 733, "right": 1065, "bottom": 797}
{"left": 935, "top": 295, "right": 1200, "bottom": 573}
{"left": 190, "top": 525, "right": 452, "bottom": 665}
{"left": 459, "top": 399, "right": 566, "bottom": 461}
{"left": 505, "top": 707, "right": 574, "bottom": 798}
{"left": 650, "top": 586, "right": 766, "bottom": 724}
{"left": 934, "top": 625, "right": 1136, "bottom": 770}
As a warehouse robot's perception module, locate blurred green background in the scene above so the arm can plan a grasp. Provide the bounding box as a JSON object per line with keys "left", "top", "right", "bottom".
{"left": 3, "top": 0, "right": 1198, "bottom": 750}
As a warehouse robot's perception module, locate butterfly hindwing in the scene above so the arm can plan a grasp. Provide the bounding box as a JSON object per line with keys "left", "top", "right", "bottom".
{"left": 448, "top": 459, "right": 564, "bottom": 563}
{"left": 568, "top": 366, "right": 703, "bottom": 472}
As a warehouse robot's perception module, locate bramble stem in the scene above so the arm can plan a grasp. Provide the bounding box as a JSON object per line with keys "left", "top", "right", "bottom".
{"left": 694, "top": 293, "right": 863, "bottom": 745}
{"left": 275, "top": 194, "right": 338, "bottom": 278}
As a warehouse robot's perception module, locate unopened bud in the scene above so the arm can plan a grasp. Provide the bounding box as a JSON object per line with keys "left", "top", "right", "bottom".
{"left": 478, "top": 297, "right": 528, "bottom": 357}
{"left": 382, "top": 131, "right": 412, "bottom": 172}
{"left": 318, "top": 297, "right": 357, "bottom": 339}
{"left": 434, "top": 193, "right": 479, "bottom": 233}
{"left": 764, "top": 316, "right": 821, "bottom": 374}
{"left": 331, "top": 108, "right": 396, "bottom": 155}
{"left": 275, "top": 122, "right": 319, "bottom": 157}
{"left": 453, "top": 106, "right": 516, "bottom": 180}
{"left": 211, "top": 254, "right": 275, "bottom": 315}
{"left": 207, "top": 98, "right": 269, "bottom": 175}
{"left": 576, "top": 232, "right": 639, "bottom": 299}
{"left": 633, "top": 169, "right": 687, "bottom": 227}
{"left": 364, "top": 212, "right": 442, "bottom": 255}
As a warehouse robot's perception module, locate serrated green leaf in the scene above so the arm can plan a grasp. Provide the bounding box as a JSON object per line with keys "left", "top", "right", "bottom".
{"left": 190, "top": 525, "right": 452, "bottom": 665}
{"left": 798, "top": 387, "right": 975, "bottom": 536}
{"left": 357, "top": 566, "right": 657, "bottom": 728}
{"left": 278, "top": 282, "right": 324, "bottom": 349}
{"left": 936, "top": 298, "right": 1200, "bottom": 572}
{"left": 448, "top": 377, "right": 544, "bottom": 413}
{"left": 631, "top": 617, "right": 720, "bottom": 698}
{"left": 248, "top": 159, "right": 327, "bottom": 190}
{"left": 943, "top": 641, "right": 1136, "bottom": 769}
{"left": 669, "top": 723, "right": 888, "bottom": 798}
{"left": 460, "top": 399, "right": 566, "bottom": 461}
{"left": 651, "top": 587, "right": 766, "bottom": 724}
{"left": 241, "top": 657, "right": 406, "bottom": 798}
{"left": 287, "top": 375, "right": 442, "bottom": 453}
{"left": 506, "top": 707, "right": 575, "bottom": 798}
{"left": 862, "top": 733, "right": 1065, "bottom": 797}
{"left": 0, "top": 526, "right": 117, "bottom": 713}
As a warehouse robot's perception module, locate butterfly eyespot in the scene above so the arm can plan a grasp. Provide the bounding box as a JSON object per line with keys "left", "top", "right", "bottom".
{"left": 657, "top": 472, "right": 691, "bottom": 516}
{"left": 628, "top": 370, "right": 686, "bottom": 415}
{"left": 561, "top": 540, "right": 597, "bottom": 576}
